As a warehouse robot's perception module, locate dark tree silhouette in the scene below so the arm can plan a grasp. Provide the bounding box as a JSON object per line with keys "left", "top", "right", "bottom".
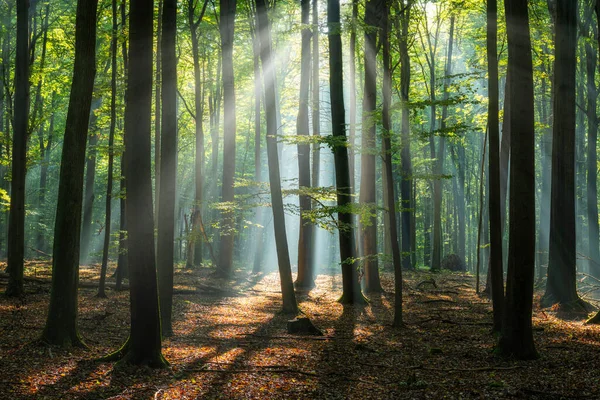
{"left": 498, "top": 0, "right": 538, "bottom": 360}
{"left": 42, "top": 0, "right": 98, "bottom": 346}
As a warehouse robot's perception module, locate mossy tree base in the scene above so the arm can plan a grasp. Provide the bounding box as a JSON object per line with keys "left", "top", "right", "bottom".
{"left": 41, "top": 330, "right": 87, "bottom": 349}
{"left": 585, "top": 311, "right": 600, "bottom": 324}
{"left": 540, "top": 295, "right": 594, "bottom": 320}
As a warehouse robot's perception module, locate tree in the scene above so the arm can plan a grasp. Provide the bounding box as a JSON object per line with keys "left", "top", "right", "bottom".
{"left": 328, "top": 0, "right": 364, "bottom": 304}
{"left": 157, "top": 0, "right": 177, "bottom": 337}
{"left": 218, "top": 0, "right": 237, "bottom": 276}
{"left": 98, "top": 0, "right": 120, "bottom": 299}
{"left": 397, "top": 0, "right": 413, "bottom": 271}
{"left": 542, "top": 0, "right": 584, "bottom": 310}
{"left": 255, "top": 0, "right": 298, "bottom": 314}
{"left": 498, "top": 0, "right": 538, "bottom": 360}
{"left": 188, "top": 0, "right": 210, "bottom": 268}
{"left": 360, "top": 0, "right": 383, "bottom": 293}
{"left": 381, "top": 0, "right": 402, "bottom": 326}
{"left": 41, "top": 0, "right": 98, "bottom": 346}
{"left": 6, "top": 0, "right": 30, "bottom": 297}
{"left": 106, "top": 0, "right": 167, "bottom": 367}
{"left": 295, "top": 0, "right": 314, "bottom": 290}
{"left": 487, "top": 0, "right": 504, "bottom": 333}
{"left": 589, "top": 0, "right": 600, "bottom": 280}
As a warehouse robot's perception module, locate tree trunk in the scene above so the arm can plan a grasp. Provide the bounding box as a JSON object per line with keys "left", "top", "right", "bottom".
{"left": 41, "top": 0, "right": 98, "bottom": 347}
{"left": 498, "top": 0, "right": 538, "bottom": 360}
{"left": 109, "top": 0, "right": 166, "bottom": 367}
{"left": 585, "top": 35, "right": 599, "bottom": 278}
{"left": 328, "top": 0, "right": 364, "bottom": 304}
{"left": 381, "top": 0, "right": 402, "bottom": 326}
{"left": 360, "top": 0, "right": 382, "bottom": 292}
{"left": 7, "top": 0, "right": 30, "bottom": 297}
{"left": 543, "top": 0, "right": 582, "bottom": 309}
{"left": 295, "top": 0, "right": 314, "bottom": 289}
{"left": 487, "top": 0, "right": 504, "bottom": 333}
{"left": 98, "top": 0, "right": 119, "bottom": 299}
{"left": 154, "top": 0, "right": 162, "bottom": 224}
{"left": 348, "top": 0, "right": 357, "bottom": 193}
{"left": 80, "top": 98, "right": 101, "bottom": 264}
{"left": 218, "top": 0, "right": 237, "bottom": 276}
{"left": 397, "top": 0, "right": 413, "bottom": 271}
{"left": 157, "top": 0, "right": 177, "bottom": 337}
{"left": 255, "top": 0, "right": 298, "bottom": 314}
{"left": 311, "top": 0, "right": 321, "bottom": 272}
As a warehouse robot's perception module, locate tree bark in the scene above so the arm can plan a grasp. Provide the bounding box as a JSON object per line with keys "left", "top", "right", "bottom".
{"left": 157, "top": 0, "right": 177, "bottom": 337}
{"left": 498, "top": 0, "right": 538, "bottom": 360}
{"left": 360, "top": 0, "right": 382, "bottom": 292}
{"left": 543, "top": 0, "right": 582, "bottom": 309}
{"left": 7, "top": 0, "right": 30, "bottom": 297}
{"left": 487, "top": 0, "right": 504, "bottom": 333}
{"left": 255, "top": 0, "right": 298, "bottom": 314}
{"left": 328, "top": 0, "right": 364, "bottom": 304}
{"left": 98, "top": 0, "right": 119, "bottom": 299}
{"left": 218, "top": 0, "right": 237, "bottom": 276}
{"left": 111, "top": 0, "right": 166, "bottom": 367}
{"left": 295, "top": 0, "right": 314, "bottom": 289}
{"left": 41, "top": 0, "right": 98, "bottom": 347}
{"left": 381, "top": 0, "right": 402, "bottom": 326}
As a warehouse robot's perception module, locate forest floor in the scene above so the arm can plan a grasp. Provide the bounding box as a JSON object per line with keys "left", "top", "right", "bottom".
{"left": 1, "top": 261, "right": 600, "bottom": 399}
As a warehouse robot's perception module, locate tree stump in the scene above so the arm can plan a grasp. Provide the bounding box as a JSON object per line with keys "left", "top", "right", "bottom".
{"left": 287, "top": 317, "right": 323, "bottom": 336}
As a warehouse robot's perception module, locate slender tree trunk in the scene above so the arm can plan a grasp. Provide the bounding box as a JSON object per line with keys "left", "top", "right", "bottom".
{"left": 311, "top": 0, "right": 320, "bottom": 189}
{"left": 80, "top": 98, "right": 101, "bottom": 264}
{"left": 348, "top": 0, "right": 357, "bottom": 193}
{"left": 295, "top": 0, "right": 314, "bottom": 289}
{"left": 188, "top": 0, "right": 209, "bottom": 268}
{"left": 397, "top": 0, "right": 413, "bottom": 271}
{"left": 7, "top": 0, "right": 30, "bottom": 297}
{"left": 156, "top": 0, "right": 177, "bottom": 337}
{"left": 543, "top": 0, "right": 582, "bottom": 309}
{"left": 498, "top": 0, "right": 538, "bottom": 360}
{"left": 218, "top": 0, "right": 237, "bottom": 276}
{"left": 487, "top": 0, "right": 504, "bottom": 333}
{"left": 115, "top": 0, "right": 129, "bottom": 290}
{"left": 328, "top": 0, "right": 364, "bottom": 304}
{"left": 381, "top": 0, "right": 402, "bottom": 326}
{"left": 98, "top": 0, "right": 120, "bottom": 299}
{"left": 360, "top": 0, "right": 382, "bottom": 292}
{"left": 36, "top": 94, "right": 55, "bottom": 253}
{"left": 255, "top": 0, "right": 298, "bottom": 313}
{"left": 41, "top": 0, "right": 98, "bottom": 346}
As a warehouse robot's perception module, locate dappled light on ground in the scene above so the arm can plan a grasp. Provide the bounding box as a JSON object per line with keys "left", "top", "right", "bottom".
{"left": 1, "top": 262, "right": 600, "bottom": 399}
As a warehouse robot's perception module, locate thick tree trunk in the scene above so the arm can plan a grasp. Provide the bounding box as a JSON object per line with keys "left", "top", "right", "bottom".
{"left": 487, "top": 0, "right": 504, "bottom": 333}
{"left": 255, "top": 0, "right": 298, "bottom": 314}
{"left": 111, "top": 0, "right": 166, "bottom": 367}
{"left": 360, "top": 0, "right": 382, "bottom": 292}
{"left": 157, "top": 0, "right": 177, "bottom": 337}
{"left": 498, "top": 0, "right": 538, "bottom": 360}
{"left": 41, "top": 0, "right": 98, "bottom": 347}
{"left": 218, "top": 0, "right": 237, "bottom": 276}
{"left": 154, "top": 0, "right": 162, "bottom": 224}
{"left": 295, "top": 0, "right": 314, "bottom": 289}
{"left": 543, "top": 0, "right": 582, "bottom": 309}
{"left": 7, "top": 0, "right": 30, "bottom": 297}
{"left": 328, "top": 0, "right": 364, "bottom": 304}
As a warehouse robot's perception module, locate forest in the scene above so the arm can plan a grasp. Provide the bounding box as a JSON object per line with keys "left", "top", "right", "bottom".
{"left": 1, "top": 0, "right": 600, "bottom": 398}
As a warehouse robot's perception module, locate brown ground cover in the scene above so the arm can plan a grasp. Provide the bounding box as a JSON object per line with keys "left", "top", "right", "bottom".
{"left": 1, "top": 262, "right": 599, "bottom": 399}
